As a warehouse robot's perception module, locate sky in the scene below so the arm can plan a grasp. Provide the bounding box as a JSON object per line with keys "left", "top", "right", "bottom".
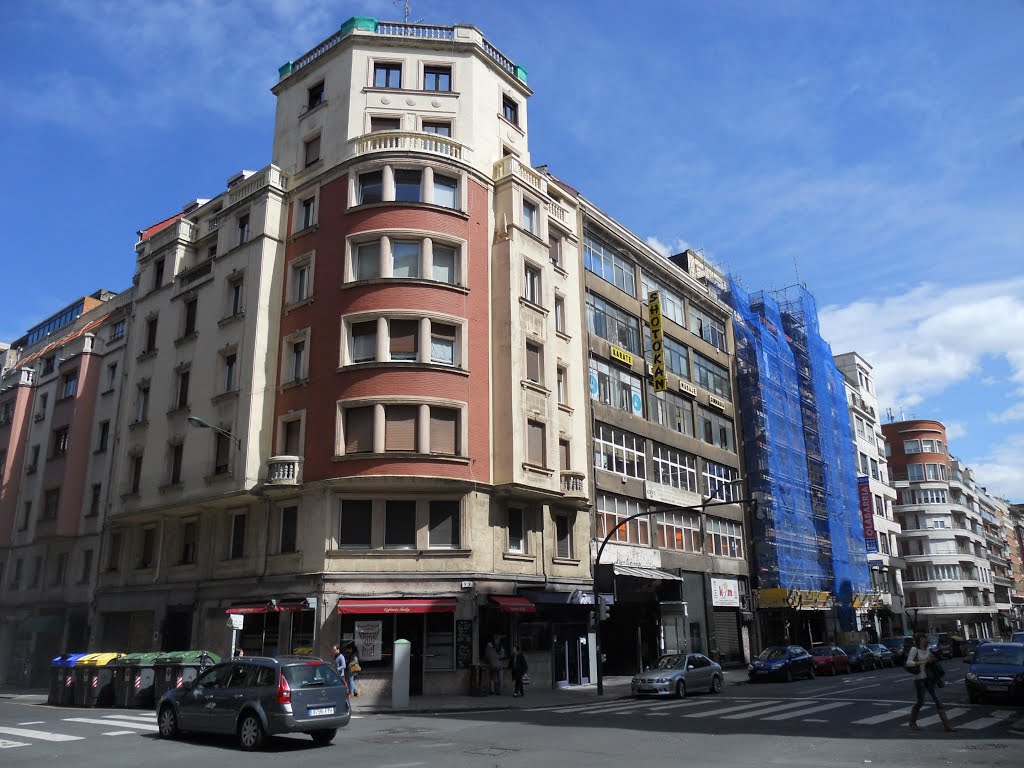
{"left": 2, "top": 1, "right": 1022, "bottom": 500}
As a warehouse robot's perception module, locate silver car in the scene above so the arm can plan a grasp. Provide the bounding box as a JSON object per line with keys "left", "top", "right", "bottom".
{"left": 156, "top": 656, "right": 351, "bottom": 750}
{"left": 631, "top": 652, "right": 724, "bottom": 698}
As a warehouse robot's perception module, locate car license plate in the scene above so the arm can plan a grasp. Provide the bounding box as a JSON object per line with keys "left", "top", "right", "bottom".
{"left": 986, "top": 685, "right": 1008, "bottom": 692}
{"left": 308, "top": 707, "right": 335, "bottom": 716}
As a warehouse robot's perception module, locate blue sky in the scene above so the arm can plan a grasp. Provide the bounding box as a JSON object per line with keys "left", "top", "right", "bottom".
{"left": 2, "top": 1, "right": 1022, "bottom": 499}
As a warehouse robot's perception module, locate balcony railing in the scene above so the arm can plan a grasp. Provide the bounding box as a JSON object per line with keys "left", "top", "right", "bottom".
{"left": 227, "top": 165, "right": 288, "bottom": 207}
{"left": 560, "top": 471, "right": 586, "bottom": 498}
{"left": 354, "top": 131, "right": 467, "bottom": 162}
{"left": 494, "top": 155, "right": 546, "bottom": 193}
{"left": 147, "top": 218, "right": 197, "bottom": 250}
{"left": 266, "top": 456, "right": 303, "bottom": 486}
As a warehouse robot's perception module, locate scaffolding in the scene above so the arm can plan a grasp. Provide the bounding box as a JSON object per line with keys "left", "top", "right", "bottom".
{"left": 723, "top": 280, "right": 870, "bottom": 629}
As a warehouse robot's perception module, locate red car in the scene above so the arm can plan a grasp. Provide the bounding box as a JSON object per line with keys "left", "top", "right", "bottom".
{"left": 811, "top": 645, "right": 850, "bottom": 675}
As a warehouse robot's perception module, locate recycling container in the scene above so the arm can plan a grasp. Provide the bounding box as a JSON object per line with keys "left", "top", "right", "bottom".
{"left": 48, "top": 653, "right": 87, "bottom": 706}
{"left": 152, "top": 650, "right": 220, "bottom": 702}
{"left": 112, "top": 652, "right": 163, "bottom": 708}
{"left": 73, "top": 653, "right": 122, "bottom": 707}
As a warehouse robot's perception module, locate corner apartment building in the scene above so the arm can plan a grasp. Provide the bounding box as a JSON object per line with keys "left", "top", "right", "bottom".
{"left": 1008, "top": 503, "right": 1024, "bottom": 630}
{"left": 981, "top": 493, "right": 1015, "bottom": 636}
{"left": 0, "top": 290, "right": 129, "bottom": 685}
{"left": 884, "top": 420, "right": 998, "bottom": 638}
{"left": 95, "top": 169, "right": 287, "bottom": 653}
{"left": 834, "top": 352, "right": 905, "bottom": 636}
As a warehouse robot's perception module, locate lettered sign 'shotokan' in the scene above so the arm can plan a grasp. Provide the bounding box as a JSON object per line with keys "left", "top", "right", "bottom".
{"left": 648, "top": 291, "right": 667, "bottom": 392}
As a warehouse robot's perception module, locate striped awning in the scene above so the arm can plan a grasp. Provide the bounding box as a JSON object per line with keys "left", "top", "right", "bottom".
{"left": 612, "top": 565, "right": 683, "bottom": 581}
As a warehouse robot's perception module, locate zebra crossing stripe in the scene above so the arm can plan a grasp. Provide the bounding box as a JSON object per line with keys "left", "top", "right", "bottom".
{"left": 684, "top": 700, "right": 782, "bottom": 718}
{"left": 103, "top": 731, "right": 138, "bottom": 736}
{"left": 603, "top": 698, "right": 708, "bottom": 715}
{"left": 957, "top": 711, "right": 1013, "bottom": 730}
{"left": 0, "top": 739, "right": 30, "bottom": 749}
{"left": 0, "top": 726, "right": 83, "bottom": 742}
{"left": 762, "top": 701, "right": 849, "bottom": 721}
{"left": 852, "top": 708, "right": 909, "bottom": 725}
{"left": 723, "top": 700, "right": 825, "bottom": 720}
{"left": 100, "top": 713, "right": 155, "bottom": 721}
{"left": 906, "top": 707, "right": 966, "bottom": 728}
{"left": 551, "top": 698, "right": 665, "bottom": 714}
{"left": 63, "top": 718, "right": 158, "bottom": 732}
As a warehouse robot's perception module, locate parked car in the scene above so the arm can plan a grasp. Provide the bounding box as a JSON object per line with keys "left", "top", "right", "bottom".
{"left": 962, "top": 637, "right": 991, "bottom": 662}
{"left": 880, "top": 636, "right": 914, "bottom": 666}
{"left": 156, "top": 656, "right": 351, "bottom": 750}
{"left": 965, "top": 642, "right": 1024, "bottom": 704}
{"left": 748, "top": 645, "right": 815, "bottom": 682}
{"left": 1010, "top": 631, "right": 1024, "bottom": 644}
{"left": 841, "top": 644, "right": 878, "bottom": 672}
{"left": 928, "top": 633, "right": 953, "bottom": 660}
{"left": 866, "top": 643, "right": 894, "bottom": 668}
{"left": 632, "top": 652, "right": 723, "bottom": 698}
{"left": 810, "top": 645, "right": 850, "bottom": 675}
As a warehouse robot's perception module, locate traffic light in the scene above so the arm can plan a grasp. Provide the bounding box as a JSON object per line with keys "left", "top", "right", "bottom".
{"left": 597, "top": 597, "right": 610, "bottom": 622}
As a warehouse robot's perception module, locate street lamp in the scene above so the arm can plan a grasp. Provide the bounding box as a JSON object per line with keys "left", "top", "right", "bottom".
{"left": 186, "top": 415, "right": 242, "bottom": 448}
{"left": 590, "top": 480, "right": 761, "bottom": 694}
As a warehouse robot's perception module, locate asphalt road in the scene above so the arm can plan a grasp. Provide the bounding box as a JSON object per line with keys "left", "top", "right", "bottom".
{"left": 1, "top": 664, "right": 1020, "bottom": 768}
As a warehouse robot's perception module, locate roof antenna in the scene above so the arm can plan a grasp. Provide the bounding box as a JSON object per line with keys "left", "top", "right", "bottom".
{"left": 394, "top": 0, "right": 412, "bottom": 22}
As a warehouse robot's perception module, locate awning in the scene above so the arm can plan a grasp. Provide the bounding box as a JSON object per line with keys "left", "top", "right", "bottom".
{"left": 518, "top": 590, "right": 615, "bottom": 606}
{"left": 613, "top": 565, "right": 683, "bottom": 581}
{"left": 490, "top": 596, "right": 536, "bottom": 614}
{"left": 277, "top": 598, "right": 315, "bottom": 613}
{"left": 226, "top": 601, "right": 277, "bottom": 615}
{"left": 336, "top": 598, "right": 457, "bottom": 615}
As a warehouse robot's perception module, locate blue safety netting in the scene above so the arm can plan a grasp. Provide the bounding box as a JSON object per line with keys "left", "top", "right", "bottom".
{"left": 721, "top": 280, "right": 870, "bottom": 628}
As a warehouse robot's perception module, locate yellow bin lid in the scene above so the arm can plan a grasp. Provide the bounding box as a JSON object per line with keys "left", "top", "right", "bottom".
{"left": 75, "top": 652, "right": 123, "bottom": 666}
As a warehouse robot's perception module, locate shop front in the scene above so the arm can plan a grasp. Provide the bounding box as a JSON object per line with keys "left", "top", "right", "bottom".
{"left": 518, "top": 590, "right": 593, "bottom": 687}
{"left": 225, "top": 597, "right": 317, "bottom": 657}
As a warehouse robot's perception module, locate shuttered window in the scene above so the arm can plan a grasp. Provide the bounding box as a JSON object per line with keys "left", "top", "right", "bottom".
{"left": 526, "top": 342, "right": 542, "bottom": 384}
{"left": 428, "top": 500, "right": 459, "bottom": 548}
{"left": 389, "top": 320, "right": 418, "bottom": 361}
{"left": 385, "top": 500, "right": 417, "bottom": 549}
{"left": 430, "top": 408, "right": 459, "bottom": 455}
{"left": 385, "top": 405, "right": 417, "bottom": 451}
{"left": 430, "top": 323, "right": 457, "bottom": 365}
{"left": 527, "top": 420, "right": 546, "bottom": 467}
{"left": 559, "top": 439, "right": 570, "bottom": 471}
{"left": 352, "top": 321, "right": 377, "bottom": 362}
{"left": 345, "top": 407, "right": 374, "bottom": 453}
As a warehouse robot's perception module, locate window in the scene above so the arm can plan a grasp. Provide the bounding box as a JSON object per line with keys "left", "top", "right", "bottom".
{"left": 524, "top": 263, "right": 541, "bottom": 304}
{"left": 183, "top": 298, "right": 198, "bottom": 336}
{"left": 282, "top": 419, "right": 302, "bottom": 455}
{"left": 688, "top": 304, "right": 727, "bottom": 351}
{"left": 41, "top": 356, "right": 56, "bottom": 376}
{"left": 88, "top": 483, "right": 101, "bottom": 517}
{"left": 300, "top": 196, "right": 316, "bottom": 229}
{"left": 556, "top": 366, "right": 567, "bottom": 405}
{"left": 214, "top": 432, "right": 231, "bottom": 475}
{"left": 502, "top": 95, "right": 519, "bottom": 126}
{"left": 590, "top": 359, "right": 643, "bottom": 416}
{"left": 389, "top": 319, "right": 419, "bottom": 361}
{"left": 280, "top": 506, "right": 298, "bottom": 554}
{"left": 43, "top": 488, "right": 60, "bottom": 520}
{"left": 650, "top": 388, "right": 695, "bottom": 437}
{"left": 373, "top": 61, "right": 402, "bottom": 89}
{"left": 921, "top": 439, "right": 936, "bottom": 453}
{"left": 908, "top": 464, "right": 925, "bottom": 481}
{"left": 354, "top": 241, "right": 381, "bottom": 279}
{"left": 904, "top": 440, "right": 921, "bottom": 454}
{"left": 229, "top": 279, "right": 243, "bottom": 316}
{"left": 430, "top": 323, "right": 457, "bottom": 366}
{"left": 870, "top": 458, "right": 879, "bottom": 480}
{"left": 651, "top": 443, "right": 699, "bottom": 493}
{"left": 11, "top": 558, "right": 22, "bottom": 589}
{"left": 392, "top": 240, "right": 421, "bottom": 277}
{"left": 358, "top": 171, "right": 383, "bottom": 204}
{"left": 559, "top": 439, "right": 570, "bottom": 470}
{"left": 385, "top": 405, "right": 418, "bottom": 451}
{"left": 53, "top": 427, "right": 69, "bottom": 457}
{"left": 507, "top": 508, "right": 525, "bottom": 553}
{"left": 429, "top": 408, "right": 458, "bottom": 455}
{"left": 181, "top": 521, "right": 198, "bottom": 564}
{"left": 224, "top": 353, "right": 237, "bottom": 392}
{"left": 432, "top": 243, "right": 457, "bottom": 283}
{"left": 584, "top": 235, "right": 636, "bottom": 296}
{"left": 641, "top": 273, "right": 686, "bottom": 326}
{"left": 697, "top": 406, "right": 735, "bottom": 452}
{"left": 706, "top": 517, "right": 744, "bottom": 558}
{"left": 30, "top": 557, "right": 42, "bottom": 588}
{"left": 303, "top": 136, "right": 321, "bottom": 168}
{"left": 593, "top": 423, "right": 645, "bottom": 479}
{"left": 525, "top": 341, "right": 543, "bottom": 384}
{"left": 370, "top": 115, "right": 401, "bottom": 133}
{"left": 692, "top": 352, "right": 731, "bottom": 399}
{"left": 423, "top": 65, "right": 451, "bottom": 91}
{"left": 433, "top": 174, "right": 458, "bottom": 208}
{"left": 79, "top": 550, "right": 93, "bottom": 584}
{"left": 130, "top": 456, "right": 143, "bottom": 494}
{"left": 136, "top": 385, "right": 150, "bottom": 422}
{"left": 106, "top": 361, "right": 119, "bottom": 388}
{"left": 395, "top": 169, "right": 423, "bottom": 202}
{"left": 522, "top": 200, "right": 538, "bottom": 235}
{"left": 61, "top": 371, "right": 78, "bottom": 399}
{"left": 145, "top": 317, "right": 158, "bottom": 353}
{"left": 107, "top": 532, "right": 122, "bottom": 572}
{"left": 229, "top": 512, "right": 246, "bottom": 559}
{"left": 554, "top": 295, "right": 566, "bottom": 334}
{"left": 27, "top": 445, "right": 40, "bottom": 474}
{"left": 645, "top": 329, "right": 689, "bottom": 378}
{"left": 422, "top": 120, "right": 451, "bottom": 136}
{"left": 19, "top": 501, "right": 30, "bottom": 530}
{"left": 586, "top": 292, "right": 641, "bottom": 353}
{"left": 351, "top": 321, "right": 377, "bottom": 362}
{"left": 657, "top": 510, "right": 701, "bottom": 553}
{"left": 110, "top": 319, "right": 126, "bottom": 340}
{"left": 428, "top": 500, "right": 459, "bottom": 548}
{"left": 549, "top": 236, "right": 562, "bottom": 269}
{"left": 289, "top": 337, "right": 307, "bottom": 382}
{"left": 307, "top": 81, "right": 324, "bottom": 109}
{"left": 236, "top": 214, "right": 250, "bottom": 247}
{"left": 555, "top": 514, "right": 573, "bottom": 559}
{"left": 339, "top": 500, "right": 372, "bottom": 548}
{"left": 527, "top": 419, "right": 546, "bottom": 467}
{"left": 344, "top": 407, "right": 374, "bottom": 453}
{"left": 170, "top": 443, "right": 183, "bottom": 484}
{"left": 597, "top": 493, "right": 650, "bottom": 545}
{"left": 703, "top": 460, "right": 738, "bottom": 501}
{"left": 49, "top": 552, "right": 67, "bottom": 586}
{"left": 153, "top": 258, "right": 165, "bottom": 290}
{"left": 176, "top": 369, "right": 190, "bottom": 409}
{"left": 385, "top": 500, "right": 416, "bottom": 548}
{"left": 291, "top": 259, "right": 311, "bottom": 302}
{"left": 138, "top": 527, "right": 155, "bottom": 569}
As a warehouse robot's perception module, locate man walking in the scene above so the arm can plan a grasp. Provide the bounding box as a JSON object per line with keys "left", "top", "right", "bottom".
{"left": 484, "top": 641, "right": 503, "bottom": 695}
{"left": 332, "top": 643, "right": 346, "bottom": 680}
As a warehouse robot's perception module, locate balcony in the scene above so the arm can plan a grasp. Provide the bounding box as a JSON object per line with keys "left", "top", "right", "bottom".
{"left": 227, "top": 165, "right": 288, "bottom": 207}
{"left": 147, "top": 218, "right": 197, "bottom": 251}
{"left": 266, "top": 456, "right": 303, "bottom": 486}
{"left": 560, "top": 471, "right": 587, "bottom": 499}
{"left": 354, "top": 130, "right": 468, "bottom": 162}
{"left": 494, "top": 155, "right": 545, "bottom": 194}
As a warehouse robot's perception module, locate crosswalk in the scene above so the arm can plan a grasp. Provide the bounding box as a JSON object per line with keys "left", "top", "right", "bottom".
{"left": 535, "top": 696, "right": 1021, "bottom": 733}
{"left": 0, "top": 711, "right": 155, "bottom": 750}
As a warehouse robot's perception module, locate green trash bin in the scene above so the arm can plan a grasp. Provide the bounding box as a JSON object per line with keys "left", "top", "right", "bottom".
{"left": 73, "top": 653, "right": 123, "bottom": 707}
{"left": 112, "top": 652, "right": 163, "bottom": 709}
{"left": 152, "top": 650, "right": 220, "bottom": 703}
{"left": 48, "top": 654, "right": 86, "bottom": 706}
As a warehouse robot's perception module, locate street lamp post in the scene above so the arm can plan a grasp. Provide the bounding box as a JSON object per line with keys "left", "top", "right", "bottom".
{"left": 186, "top": 415, "right": 242, "bottom": 448}
{"left": 591, "top": 487, "right": 761, "bottom": 695}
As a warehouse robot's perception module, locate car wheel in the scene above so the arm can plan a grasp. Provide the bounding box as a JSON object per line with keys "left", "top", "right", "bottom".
{"left": 675, "top": 680, "right": 687, "bottom": 699}
{"left": 968, "top": 691, "right": 982, "bottom": 705}
{"left": 784, "top": 667, "right": 793, "bottom": 683}
{"left": 710, "top": 675, "right": 722, "bottom": 694}
{"left": 157, "top": 705, "right": 179, "bottom": 739}
{"left": 311, "top": 729, "right": 337, "bottom": 746}
{"left": 237, "top": 713, "right": 266, "bottom": 752}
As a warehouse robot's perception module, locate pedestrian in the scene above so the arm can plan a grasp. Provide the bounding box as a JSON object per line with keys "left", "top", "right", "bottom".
{"left": 344, "top": 642, "right": 360, "bottom": 697}
{"left": 233, "top": 648, "right": 244, "bottom": 658}
{"left": 484, "top": 641, "right": 503, "bottom": 695}
{"left": 332, "top": 643, "right": 346, "bottom": 680}
{"left": 906, "top": 632, "right": 953, "bottom": 732}
{"left": 509, "top": 645, "right": 529, "bottom": 698}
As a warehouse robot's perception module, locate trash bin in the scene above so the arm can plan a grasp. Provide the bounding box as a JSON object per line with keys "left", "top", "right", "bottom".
{"left": 152, "top": 650, "right": 220, "bottom": 703}
{"left": 112, "top": 652, "right": 163, "bottom": 709}
{"left": 73, "top": 653, "right": 122, "bottom": 707}
{"left": 469, "top": 664, "right": 491, "bottom": 696}
{"left": 48, "top": 653, "right": 86, "bottom": 706}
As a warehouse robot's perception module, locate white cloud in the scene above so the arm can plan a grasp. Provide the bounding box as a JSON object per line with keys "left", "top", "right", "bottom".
{"left": 991, "top": 403, "right": 1024, "bottom": 424}
{"left": 942, "top": 421, "right": 968, "bottom": 441}
{"left": 969, "top": 433, "right": 1024, "bottom": 502}
{"left": 645, "top": 236, "right": 691, "bottom": 258}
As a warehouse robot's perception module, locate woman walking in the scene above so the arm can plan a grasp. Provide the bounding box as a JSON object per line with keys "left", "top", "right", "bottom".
{"left": 906, "top": 632, "right": 954, "bottom": 732}
{"left": 344, "top": 642, "right": 360, "bottom": 697}
{"left": 509, "top": 646, "right": 529, "bottom": 698}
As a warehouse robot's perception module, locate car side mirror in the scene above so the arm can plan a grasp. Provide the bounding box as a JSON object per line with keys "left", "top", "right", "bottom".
{"left": 688, "top": 665, "right": 695, "bottom": 670}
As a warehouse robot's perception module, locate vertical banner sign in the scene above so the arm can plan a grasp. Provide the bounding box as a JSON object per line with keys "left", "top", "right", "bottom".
{"left": 859, "top": 476, "right": 879, "bottom": 553}
{"left": 648, "top": 291, "right": 667, "bottom": 392}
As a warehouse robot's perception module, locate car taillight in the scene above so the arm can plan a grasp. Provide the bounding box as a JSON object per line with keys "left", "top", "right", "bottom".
{"left": 277, "top": 674, "right": 292, "bottom": 704}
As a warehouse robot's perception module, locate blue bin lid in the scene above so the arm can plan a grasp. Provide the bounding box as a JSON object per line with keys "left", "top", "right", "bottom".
{"left": 51, "top": 653, "right": 88, "bottom": 667}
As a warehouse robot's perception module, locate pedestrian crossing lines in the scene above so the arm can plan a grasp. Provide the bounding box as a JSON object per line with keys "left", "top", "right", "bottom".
{"left": 0, "top": 712, "right": 157, "bottom": 750}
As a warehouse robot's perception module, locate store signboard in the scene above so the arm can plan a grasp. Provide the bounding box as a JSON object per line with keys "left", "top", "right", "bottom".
{"left": 648, "top": 291, "right": 667, "bottom": 392}
{"left": 859, "top": 477, "right": 879, "bottom": 553}
{"left": 711, "top": 578, "right": 740, "bottom": 608}
{"left": 354, "top": 620, "right": 383, "bottom": 661}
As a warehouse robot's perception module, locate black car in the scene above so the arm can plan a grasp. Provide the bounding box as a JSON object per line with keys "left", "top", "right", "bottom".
{"left": 965, "top": 642, "right": 1024, "bottom": 704}
{"left": 880, "top": 636, "right": 914, "bottom": 666}
{"left": 157, "top": 656, "right": 351, "bottom": 750}
{"left": 748, "top": 645, "right": 816, "bottom": 682}
{"left": 927, "top": 633, "right": 953, "bottom": 660}
{"left": 866, "top": 643, "right": 894, "bottom": 668}
{"left": 841, "top": 644, "right": 878, "bottom": 672}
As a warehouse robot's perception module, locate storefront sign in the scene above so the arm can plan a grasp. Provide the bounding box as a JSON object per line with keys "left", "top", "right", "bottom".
{"left": 645, "top": 480, "right": 702, "bottom": 509}
{"left": 609, "top": 346, "right": 634, "bottom": 367}
{"left": 679, "top": 380, "right": 697, "bottom": 398}
{"left": 354, "top": 620, "right": 383, "bottom": 661}
{"left": 648, "top": 291, "right": 667, "bottom": 392}
{"left": 455, "top": 620, "right": 473, "bottom": 669}
{"left": 859, "top": 477, "right": 879, "bottom": 553}
{"left": 711, "top": 578, "right": 740, "bottom": 608}
{"left": 708, "top": 394, "right": 727, "bottom": 410}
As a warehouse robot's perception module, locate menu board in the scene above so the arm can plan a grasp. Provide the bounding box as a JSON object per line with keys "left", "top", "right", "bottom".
{"left": 455, "top": 620, "right": 473, "bottom": 669}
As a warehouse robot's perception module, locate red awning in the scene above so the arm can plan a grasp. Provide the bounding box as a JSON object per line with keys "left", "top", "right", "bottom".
{"left": 226, "top": 601, "right": 277, "bottom": 615}
{"left": 276, "top": 599, "right": 313, "bottom": 613}
{"left": 336, "top": 598, "right": 457, "bottom": 615}
{"left": 490, "top": 596, "right": 536, "bottom": 614}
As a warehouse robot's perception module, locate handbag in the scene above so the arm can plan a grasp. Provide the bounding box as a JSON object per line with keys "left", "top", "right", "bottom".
{"left": 350, "top": 662, "right": 362, "bottom": 674}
